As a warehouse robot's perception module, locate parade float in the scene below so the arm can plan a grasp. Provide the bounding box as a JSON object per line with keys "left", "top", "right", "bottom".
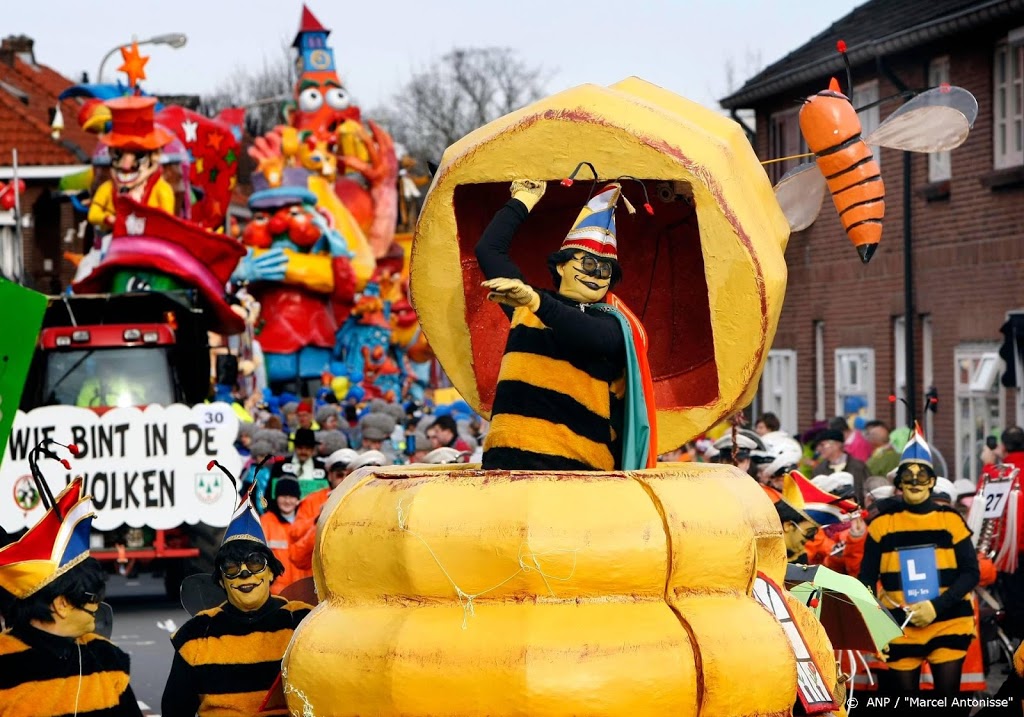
{"left": 280, "top": 77, "right": 849, "bottom": 717}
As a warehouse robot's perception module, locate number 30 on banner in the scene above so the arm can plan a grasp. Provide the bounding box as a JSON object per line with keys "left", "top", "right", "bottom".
{"left": 983, "top": 480, "right": 1013, "bottom": 519}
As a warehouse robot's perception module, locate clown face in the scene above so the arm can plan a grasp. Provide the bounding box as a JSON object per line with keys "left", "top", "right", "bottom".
{"left": 292, "top": 75, "right": 360, "bottom": 135}
{"left": 899, "top": 464, "right": 935, "bottom": 505}
{"left": 219, "top": 551, "right": 272, "bottom": 612}
{"left": 556, "top": 251, "right": 613, "bottom": 304}
{"left": 110, "top": 147, "right": 161, "bottom": 192}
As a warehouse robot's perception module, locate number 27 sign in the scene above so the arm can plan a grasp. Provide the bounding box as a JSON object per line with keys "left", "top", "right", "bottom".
{"left": 983, "top": 480, "right": 1013, "bottom": 519}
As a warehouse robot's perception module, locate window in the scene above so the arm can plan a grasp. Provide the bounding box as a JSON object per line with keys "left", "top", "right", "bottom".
{"left": 852, "top": 80, "right": 881, "bottom": 168}
{"left": 994, "top": 38, "right": 1024, "bottom": 169}
{"left": 767, "top": 107, "right": 808, "bottom": 183}
{"left": 814, "top": 321, "right": 825, "bottom": 421}
{"left": 928, "top": 57, "right": 952, "bottom": 181}
{"left": 761, "top": 349, "right": 798, "bottom": 435}
{"left": 835, "top": 348, "right": 875, "bottom": 422}
{"left": 954, "top": 345, "right": 1005, "bottom": 482}
{"left": 894, "top": 316, "right": 907, "bottom": 427}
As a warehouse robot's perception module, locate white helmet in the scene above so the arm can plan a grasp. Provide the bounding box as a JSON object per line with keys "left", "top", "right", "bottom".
{"left": 760, "top": 431, "right": 803, "bottom": 477}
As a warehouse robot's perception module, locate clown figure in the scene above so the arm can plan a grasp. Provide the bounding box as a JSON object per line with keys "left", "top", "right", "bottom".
{"left": 87, "top": 97, "right": 175, "bottom": 231}
{"left": 475, "top": 177, "right": 656, "bottom": 471}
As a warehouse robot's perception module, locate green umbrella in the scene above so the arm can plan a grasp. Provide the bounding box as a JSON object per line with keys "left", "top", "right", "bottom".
{"left": 785, "top": 563, "right": 903, "bottom": 652}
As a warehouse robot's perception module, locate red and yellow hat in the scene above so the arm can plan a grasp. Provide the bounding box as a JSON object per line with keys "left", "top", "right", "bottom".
{"left": 0, "top": 478, "right": 95, "bottom": 599}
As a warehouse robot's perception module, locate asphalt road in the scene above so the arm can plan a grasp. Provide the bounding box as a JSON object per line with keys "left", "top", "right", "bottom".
{"left": 105, "top": 572, "right": 191, "bottom": 715}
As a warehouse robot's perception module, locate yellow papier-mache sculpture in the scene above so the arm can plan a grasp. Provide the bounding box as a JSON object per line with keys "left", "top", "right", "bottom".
{"left": 282, "top": 77, "right": 847, "bottom": 717}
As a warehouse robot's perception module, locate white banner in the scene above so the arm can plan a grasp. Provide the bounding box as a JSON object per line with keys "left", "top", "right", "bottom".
{"left": 1, "top": 403, "right": 242, "bottom": 531}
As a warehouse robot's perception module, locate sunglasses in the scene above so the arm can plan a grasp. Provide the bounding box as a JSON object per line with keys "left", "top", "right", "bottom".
{"left": 901, "top": 475, "right": 933, "bottom": 487}
{"left": 218, "top": 552, "right": 269, "bottom": 579}
{"left": 574, "top": 255, "right": 613, "bottom": 280}
{"left": 789, "top": 522, "right": 818, "bottom": 540}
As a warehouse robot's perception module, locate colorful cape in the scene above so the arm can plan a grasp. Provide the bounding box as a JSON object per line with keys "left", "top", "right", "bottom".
{"left": 595, "top": 294, "right": 657, "bottom": 469}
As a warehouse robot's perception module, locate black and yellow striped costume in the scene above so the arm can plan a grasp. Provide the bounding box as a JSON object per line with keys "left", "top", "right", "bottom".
{"left": 477, "top": 198, "right": 626, "bottom": 471}
{"left": 859, "top": 498, "right": 979, "bottom": 670}
{"left": 0, "top": 627, "right": 140, "bottom": 716}
{"left": 161, "top": 595, "right": 311, "bottom": 716}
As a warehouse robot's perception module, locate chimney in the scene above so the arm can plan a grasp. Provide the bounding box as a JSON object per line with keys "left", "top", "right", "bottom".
{"left": 0, "top": 35, "right": 36, "bottom": 67}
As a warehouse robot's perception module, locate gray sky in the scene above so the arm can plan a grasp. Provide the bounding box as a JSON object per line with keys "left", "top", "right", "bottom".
{"left": 8, "top": 0, "right": 863, "bottom": 112}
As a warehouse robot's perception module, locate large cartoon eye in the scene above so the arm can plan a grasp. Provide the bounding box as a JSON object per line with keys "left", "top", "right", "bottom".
{"left": 325, "top": 87, "right": 351, "bottom": 110}
{"left": 298, "top": 88, "right": 324, "bottom": 112}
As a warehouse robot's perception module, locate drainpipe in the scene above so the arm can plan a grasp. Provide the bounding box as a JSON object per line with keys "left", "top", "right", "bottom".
{"left": 876, "top": 57, "right": 916, "bottom": 427}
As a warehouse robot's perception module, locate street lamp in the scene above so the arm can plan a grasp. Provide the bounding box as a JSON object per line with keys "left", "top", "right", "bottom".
{"left": 96, "top": 33, "right": 188, "bottom": 84}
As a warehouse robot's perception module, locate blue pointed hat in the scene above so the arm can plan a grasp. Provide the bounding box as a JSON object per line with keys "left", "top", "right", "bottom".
{"left": 221, "top": 482, "right": 267, "bottom": 547}
{"left": 561, "top": 183, "right": 622, "bottom": 260}
{"left": 899, "top": 422, "right": 933, "bottom": 469}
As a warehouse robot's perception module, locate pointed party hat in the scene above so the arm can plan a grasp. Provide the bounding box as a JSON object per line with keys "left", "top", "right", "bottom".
{"left": 561, "top": 183, "right": 622, "bottom": 260}
{"left": 221, "top": 481, "right": 267, "bottom": 547}
{"left": 0, "top": 478, "right": 96, "bottom": 599}
{"left": 786, "top": 470, "right": 858, "bottom": 526}
{"left": 899, "top": 422, "right": 933, "bottom": 470}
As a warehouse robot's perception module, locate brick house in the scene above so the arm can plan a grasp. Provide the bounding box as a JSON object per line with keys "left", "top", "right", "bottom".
{"left": 0, "top": 35, "right": 95, "bottom": 291}
{"left": 721, "top": 0, "right": 1024, "bottom": 481}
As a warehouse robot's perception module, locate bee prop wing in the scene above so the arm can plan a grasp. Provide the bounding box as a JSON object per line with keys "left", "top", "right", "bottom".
{"left": 180, "top": 573, "right": 227, "bottom": 617}
{"left": 865, "top": 86, "right": 978, "bottom": 153}
{"left": 773, "top": 163, "right": 827, "bottom": 232}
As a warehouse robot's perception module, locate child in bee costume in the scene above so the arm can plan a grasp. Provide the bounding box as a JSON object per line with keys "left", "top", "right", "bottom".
{"left": 0, "top": 479, "right": 143, "bottom": 717}
{"left": 475, "top": 177, "right": 657, "bottom": 471}
{"left": 162, "top": 485, "right": 312, "bottom": 717}
{"left": 858, "top": 424, "right": 979, "bottom": 708}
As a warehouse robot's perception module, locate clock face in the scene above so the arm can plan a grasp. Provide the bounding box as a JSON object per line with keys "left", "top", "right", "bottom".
{"left": 309, "top": 49, "right": 332, "bottom": 70}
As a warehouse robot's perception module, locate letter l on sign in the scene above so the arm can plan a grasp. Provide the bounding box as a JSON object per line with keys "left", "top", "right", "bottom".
{"left": 908, "top": 560, "right": 925, "bottom": 581}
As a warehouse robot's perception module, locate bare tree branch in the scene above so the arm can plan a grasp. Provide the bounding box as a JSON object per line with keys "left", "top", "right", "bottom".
{"left": 370, "top": 47, "right": 547, "bottom": 164}
{"left": 199, "top": 42, "right": 295, "bottom": 139}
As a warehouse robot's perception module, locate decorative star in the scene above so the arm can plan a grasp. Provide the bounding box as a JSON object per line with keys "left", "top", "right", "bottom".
{"left": 181, "top": 119, "right": 199, "bottom": 143}
{"left": 125, "top": 213, "right": 146, "bottom": 235}
{"left": 117, "top": 42, "right": 149, "bottom": 89}
{"left": 195, "top": 157, "right": 204, "bottom": 174}
{"left": 208, "top": 167, "right": 220, "bottom": 184}
{"left": 225, "top": 148, "right": 237, "bottom": 165}
{"left": 206, "top": 132, "right": 223, "bottom": 151}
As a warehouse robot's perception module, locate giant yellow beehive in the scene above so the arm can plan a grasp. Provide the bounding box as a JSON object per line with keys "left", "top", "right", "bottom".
{"left": 283, "top": 78, "right": 843, "bottom": 716}
{"left": 283, "top": 465, "right": 838, "bottom": 716}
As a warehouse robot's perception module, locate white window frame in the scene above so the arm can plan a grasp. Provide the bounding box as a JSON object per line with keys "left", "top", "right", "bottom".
{"left": 928, "top": 57, "right": 952, "bottom": 181}
{"left": 894, "top": 316, "right": 907, "bottom": 427}
{"left": 852, "top": 80, "right": 881, "bottom": 168}
{"left": 815, "top": 321, "right": 825, "bottom": 421}
{"left": 761, "top": 349, "right": 798, "bottom": 436}
{"left": 767, "top": 106, "right": 808, "bottom": 184}
{"left": 835, "top": 347, "right": 875, "bottom": 421}
{"left": 954, "top": 344, "right": 1006, "bottom": 482}
{"left": 994, "top": 38, "right": 1024, "bottom": 169}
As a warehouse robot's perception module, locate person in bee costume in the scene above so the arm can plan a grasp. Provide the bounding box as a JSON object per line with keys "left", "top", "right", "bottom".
{"left": 858, "top": 424, "right": 979, "bottom": 708}
{"left": 0, "top": 478, "right": 143, "bottom": 717}
{"left": 161, "top": 484, "right": 312, "bottom": 717}
{"left": 475, "top": 175, "right": 657, "bottom": 471}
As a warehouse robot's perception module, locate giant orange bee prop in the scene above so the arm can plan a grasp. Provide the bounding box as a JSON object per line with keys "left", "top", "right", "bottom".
{"left": 800, "top": 76, "right": 884, "bottom": 263}
{"left": 772, "top": 41, "right": 978, "bottom": 263}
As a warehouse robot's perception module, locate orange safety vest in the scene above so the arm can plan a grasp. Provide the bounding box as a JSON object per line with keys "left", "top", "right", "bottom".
{"left": 260, "top": 511, "right": 313, "bottom": 594}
